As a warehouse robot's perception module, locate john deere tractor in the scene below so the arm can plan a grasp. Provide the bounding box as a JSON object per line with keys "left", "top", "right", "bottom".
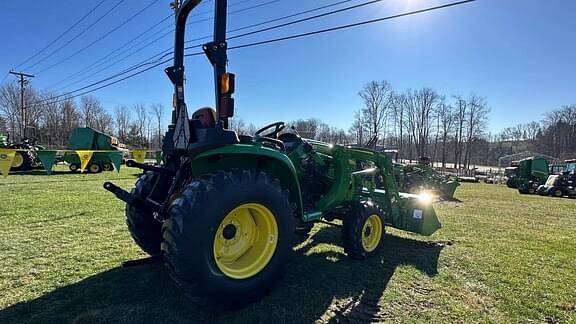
{"left": 0, "top": 129, "right": 44, "bottom": 171}
{"left": 536, "top": 159, "right": 576, "bottom": 198}
{"left": 105, "top": 0, "right": 441, "bottom": 306}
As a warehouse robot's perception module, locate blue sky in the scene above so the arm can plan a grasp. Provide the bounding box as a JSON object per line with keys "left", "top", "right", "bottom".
{"left": 1, "top": 0, "right": 575, "bottom": 133}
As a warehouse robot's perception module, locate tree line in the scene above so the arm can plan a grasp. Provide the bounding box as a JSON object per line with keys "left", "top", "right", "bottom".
{"left": 489, "top": 104, "right": 576, "bottom": 162}
{"left": 0, "top": 83, "right": 165, "bottom": 149}
{"left": 232, "top": 80, "right": 491, "bottom": 168}
{"left": 1, "top": 79, "right": 573, "bottom": 166}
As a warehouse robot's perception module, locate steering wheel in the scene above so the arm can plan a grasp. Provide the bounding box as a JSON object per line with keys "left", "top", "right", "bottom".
{"left": 255, "top": 121, "right": 285, "bottom": 139}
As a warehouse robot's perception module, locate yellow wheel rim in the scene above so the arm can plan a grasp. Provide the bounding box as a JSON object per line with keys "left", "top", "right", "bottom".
{"left": 213, "top": 203, "right": 278, "bottom": 279}
{"left": 89, "top": 164, "right": 100, "bottom": 173}
{"left": 362, "top": 214, "right": 383, "bottom": 252}
{"left": 12, "top": 152, "right": 24, "bottom": 168}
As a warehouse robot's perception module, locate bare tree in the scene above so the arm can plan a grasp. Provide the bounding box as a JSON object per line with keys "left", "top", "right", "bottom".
{"left": 0, "top": 82, "right": 41, "bottom": 141}
{"left": 79, "top": 96, "right": 100, "bottom": 128}
{"left": 114, "top": 105, "right": 131, "bottom": 143}
{"left": 358, "top": 81, "right": 394, "bottom": 146}
{"left": 133, "top": 103, "right": 148, "bottom": 145}
{"left": 452, "top": 95, "right": 467, "bottom": 168}
{"left": 150, "top": 103, "right": 164, "bottom": 149}
{"left": 407, "top": 88, "right": 440, "bottom": 158}
{"left": 463, "top": 94, "right": 489, "bottom": 168}
{"left": 436, "top": 101, "right": 455, "bottom": 168}
{"left": 391, "top": 93, "right": 406, "bottom": 157}
{"left": 349, "top": 110, "right": 365, "bottom": 145}
{"left": 229, "top": 117, "right": 247, "bottom": 135}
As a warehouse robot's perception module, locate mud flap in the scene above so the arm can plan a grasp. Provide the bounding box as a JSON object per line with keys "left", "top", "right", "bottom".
{"left": 392, "top": 193, "right": 441, "bottom": 236}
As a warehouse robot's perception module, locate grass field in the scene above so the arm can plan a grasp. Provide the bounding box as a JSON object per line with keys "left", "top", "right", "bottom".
{"left": 1, "top": 166, "right": 575, "bottom": 323}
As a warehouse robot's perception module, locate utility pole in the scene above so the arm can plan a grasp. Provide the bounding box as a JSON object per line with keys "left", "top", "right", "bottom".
{"left": 9, "top": 71, "right": 35, "bottom": 141}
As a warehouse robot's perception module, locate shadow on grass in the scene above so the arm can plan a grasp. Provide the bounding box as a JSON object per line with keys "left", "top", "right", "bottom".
{"left": 8, "top": 170, "right": 70, "bottom": 176}
{"left": 0, "top": 227, "right": 444, "bottom": 324}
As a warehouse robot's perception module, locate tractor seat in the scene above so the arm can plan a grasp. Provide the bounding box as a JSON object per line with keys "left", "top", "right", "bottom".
{"left": 192, "top": 107, "right": 216, "bottom": 128}
{"left": 278, "top": 133, "right": 306, "bottom": 154}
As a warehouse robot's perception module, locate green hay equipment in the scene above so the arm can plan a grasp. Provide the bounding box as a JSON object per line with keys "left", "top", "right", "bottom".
{"left": 104, "top": 0, "right": 441, "bottom": 306}
{"left": 505, "top": 157, "right": 549, "bottom": 194}
{"left": 62, "top": 127, "right": 126, "bottom": 173}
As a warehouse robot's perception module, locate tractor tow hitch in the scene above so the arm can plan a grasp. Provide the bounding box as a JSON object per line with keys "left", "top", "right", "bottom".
{"left": 103, "top": 182, "right": 160, "bottom": 214}
{"left": 125, "top": 159, "right": 174, "bottom": 175}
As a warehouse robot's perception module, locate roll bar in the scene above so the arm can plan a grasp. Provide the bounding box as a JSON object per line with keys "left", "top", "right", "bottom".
{"left": 166, "top": 0, "right": 234, "bottom": 149}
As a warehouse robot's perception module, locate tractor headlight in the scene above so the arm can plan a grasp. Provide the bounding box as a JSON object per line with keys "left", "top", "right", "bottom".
{"left": 418, "top": 191, "right": 434, "bottom": 204}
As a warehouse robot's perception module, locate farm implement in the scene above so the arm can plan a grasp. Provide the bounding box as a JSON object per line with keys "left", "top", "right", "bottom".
{"left": 394, "top": 161, "right": 460, "bottom": 199}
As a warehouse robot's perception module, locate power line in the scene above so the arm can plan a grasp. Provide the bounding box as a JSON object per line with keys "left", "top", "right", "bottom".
{"left": 60, "top": 0, "right": 368, "bottom": 89}
{"left": 200, "top": 0, "right": 356, "bottom": 43}
{"left": 186, "top": 0, "right": 282, "bottom": 26}
{"left": 47, "top": 0, "right": 277, "bottom": 90}
{"left": 35, "top": 0, "right": 160, "bottom": 74}
{"left": 54, "top": 29, "right": 174, "bottom": 91}
{"left": 190, "top": 0, "right": 256, "bottom": 18}
{"left": 13, "top": 0, "right": 107, "bottom": 71}
{"left": 226, "top": 0, "right": 385, "bottom": 42}
{"left": 31, "top": 0, "right": 477, "bottom": 108}
{"left": 228, "top": 0, "right": 477, "bottom": 50}
{"left": 23, "top": 0, "right": 126, "bottom": 72}
{"left": 48, "top": 15, "right": 174, "bottom": 90}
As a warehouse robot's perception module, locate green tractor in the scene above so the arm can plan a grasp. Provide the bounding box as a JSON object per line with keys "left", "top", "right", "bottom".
{"left": 104, "top": 0, "right": 441, "bottom": 306}
{"left": 0, "top": 129, "right": 44, "bottom": 171}
{"left": 505, "top": 157, "right": 549, "bottom": 194}
{"left": 536, "top": 159, "right": 576, "bottom": 198}
{"left": 393, "top": 158, "right": 459, "bottom": 199}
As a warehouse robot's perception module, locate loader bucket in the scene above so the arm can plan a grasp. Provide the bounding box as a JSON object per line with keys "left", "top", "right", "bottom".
{"left": 440, "top": 180, "right": 460, "bottom": 199}
{"left": 392, "top": 193, "right": 442, "bottom": 236}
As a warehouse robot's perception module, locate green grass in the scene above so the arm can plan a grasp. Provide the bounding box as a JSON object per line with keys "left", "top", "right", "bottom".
{"left": 0, "top": 167, "right": 575, "bottom": 323}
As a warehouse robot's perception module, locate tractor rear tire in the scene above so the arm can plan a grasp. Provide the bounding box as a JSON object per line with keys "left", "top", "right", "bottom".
{"left": 11, "top": 151, "right": 33, "bottom": 171}
{"left": 126, "top": 171, "right": 163, "bottom": 256}
{"left": 342, "top": 201, "right": 385, "bottom": 260}
{"left": 162, "top": 169, "right": 296, "bottom": 307}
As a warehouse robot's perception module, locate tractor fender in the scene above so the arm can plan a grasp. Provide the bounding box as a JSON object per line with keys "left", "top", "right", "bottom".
{"left": 192, "top": 144, "right": 304, "bottom": 221}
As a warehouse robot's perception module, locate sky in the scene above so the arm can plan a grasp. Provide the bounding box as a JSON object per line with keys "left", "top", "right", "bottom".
{"left": 0, "top": 0, "right": 575, "bottom": 133}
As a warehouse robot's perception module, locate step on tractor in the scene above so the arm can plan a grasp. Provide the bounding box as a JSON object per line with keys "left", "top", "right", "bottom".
{"left": 104, "top": 0, "right": 441, "bottom": 306}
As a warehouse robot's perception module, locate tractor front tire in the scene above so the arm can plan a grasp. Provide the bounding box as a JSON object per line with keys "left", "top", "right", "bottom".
{"left": 342, "top": 202, "right": 385, "bottom": 260}
{"left": 11, "top": 151, "right": 33, "bottom": 171}
{"left": 551, "top": 187, "right": 563, "bottom": 198}
{"left": 162, "top": 169, "right": 296, "bottom": 306}
{"left": 69, "top": 163, "right": 80, "bottom": 172}
{"left": 126, "top": 171, "right": 163, "bottom": 256}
